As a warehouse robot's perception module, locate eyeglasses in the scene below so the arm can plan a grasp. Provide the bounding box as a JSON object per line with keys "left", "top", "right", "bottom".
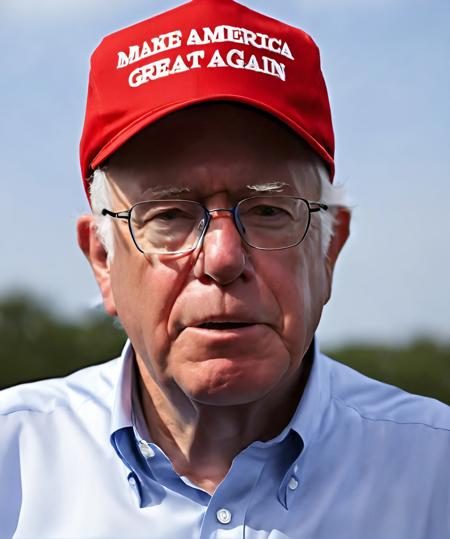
{"left": 101, "top": 196, "right": 328, "bottom": 255}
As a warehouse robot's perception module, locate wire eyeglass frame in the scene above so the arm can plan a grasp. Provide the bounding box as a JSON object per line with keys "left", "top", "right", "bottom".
{"left": 101, "top": 195, "right": 328, "bottom": 255}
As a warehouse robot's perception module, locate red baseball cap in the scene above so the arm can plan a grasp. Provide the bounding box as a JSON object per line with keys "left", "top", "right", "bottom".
{"left": 80, "top": 0, "right": 335, "bottom": 200}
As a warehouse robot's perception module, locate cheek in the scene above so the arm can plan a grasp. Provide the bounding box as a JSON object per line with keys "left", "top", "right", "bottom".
{"left": 270, "top": 241, "right": 328, "bottom": 356}
{"left": 110, "top": 251, "right": 193, "bottom": 373}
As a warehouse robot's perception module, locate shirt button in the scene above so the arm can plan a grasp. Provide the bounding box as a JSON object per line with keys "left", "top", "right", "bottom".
{"left": 128, "top": 475, "right": 137, "bottom": 487}
{"left": 139, "top": 440, "right": 155, "bottom": 458}
{"left": 288, "top": 477, "right": 299, "bottom": 491}
{"left": 216, "top": 508, "right": 232, "bottom": 524}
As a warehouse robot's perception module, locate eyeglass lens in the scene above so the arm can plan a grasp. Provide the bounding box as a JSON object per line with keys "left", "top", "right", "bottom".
{"left": 130, "top": 197, "right": 310, "bottom": 254}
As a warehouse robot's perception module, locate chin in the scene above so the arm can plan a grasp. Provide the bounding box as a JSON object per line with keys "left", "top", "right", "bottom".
{"left": 178, "top": 359, "right": 286, "bottom": 407}
{"left": 191, "top": 387, "right": 269, "bottom": 407}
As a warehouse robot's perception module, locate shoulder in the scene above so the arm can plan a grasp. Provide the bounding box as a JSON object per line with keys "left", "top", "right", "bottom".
{"left": 0, "top": 359, "right": 122, "bottom": 535}
{"left": 0, "top": 358, "right": 120, "bottom": 477}
{"left": 322, "top": 354, "right": 450, "bottom": 432}
{"left": 0, "top": 358, "right": 119, "bottom": 420}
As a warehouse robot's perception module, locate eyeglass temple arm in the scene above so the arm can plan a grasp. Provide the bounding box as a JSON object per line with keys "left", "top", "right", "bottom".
{"left": 309, "top": 202, "right": 328, "bottom": 213}
{"left": 101, "top": 209, "right": 130, "bottom": 220}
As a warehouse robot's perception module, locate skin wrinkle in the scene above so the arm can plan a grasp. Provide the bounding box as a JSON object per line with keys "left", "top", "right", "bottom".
{"left": 78, "top": 103, "right": 350, "bottom": 493}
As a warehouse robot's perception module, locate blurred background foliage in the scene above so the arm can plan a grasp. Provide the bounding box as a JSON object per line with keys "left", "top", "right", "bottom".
{"left": 0, "top": 292, "right": 449, "bottom": 405}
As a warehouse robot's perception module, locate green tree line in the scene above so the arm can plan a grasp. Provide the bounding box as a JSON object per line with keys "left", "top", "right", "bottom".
{"left": 0, "top": 292, "right": 449, "bottom": 405}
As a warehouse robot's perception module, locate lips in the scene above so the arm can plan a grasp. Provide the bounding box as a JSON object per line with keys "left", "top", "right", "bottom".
{"left": 197, "top": 321, "right": 254, "bottom": 330}
{"left": 177, "top": 314, "right": 260, "bottom": 335}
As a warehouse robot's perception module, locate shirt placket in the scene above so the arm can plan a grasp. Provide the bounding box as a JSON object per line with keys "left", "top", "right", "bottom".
{"left": 199, "top": 449, "right": 268, "bottom": 539}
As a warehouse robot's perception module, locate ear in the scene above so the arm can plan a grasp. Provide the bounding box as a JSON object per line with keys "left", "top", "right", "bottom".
{"left": 324, "top": 207, "right": 351, "bottom": 303}
{"left": 77, "top": 214, "right": 117, "bottom": 316}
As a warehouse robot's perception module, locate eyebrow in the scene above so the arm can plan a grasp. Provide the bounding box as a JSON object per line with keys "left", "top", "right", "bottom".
{"left": 141, "top": 185, "right": 192, "bottom": 199}
{"left": 139, "top": 181, "right": 289, "bottom": 200}
{"left": 246, "top": 181, "right": 289, "bottom": 193}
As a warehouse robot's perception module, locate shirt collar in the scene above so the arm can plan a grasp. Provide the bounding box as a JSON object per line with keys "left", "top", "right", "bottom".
{"left": 264, "top": 340, "right": 332, "bottom": 510}
{"left": 288, "top": 339, "right": 332, "bottom": 449}
{"left": 247, "top": 339, "right": 331, "bottom": 453}
{"left": 110, "top": 340, "right": 134, "bottom": 436}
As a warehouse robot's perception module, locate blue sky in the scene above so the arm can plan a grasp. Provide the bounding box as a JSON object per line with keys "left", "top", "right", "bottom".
{"left": 0, "top": 0, "right": 449, "bottom": 345}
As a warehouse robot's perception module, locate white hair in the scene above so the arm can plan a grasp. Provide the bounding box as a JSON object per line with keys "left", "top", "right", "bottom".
{"left": 90, "top": 168, "right": 115, "bottom": 258}
{"left": 316, "top": 163, "right": 349, "bottom": 254}
{"left": 89, "top": 166, "right": 348, "bottom": 260}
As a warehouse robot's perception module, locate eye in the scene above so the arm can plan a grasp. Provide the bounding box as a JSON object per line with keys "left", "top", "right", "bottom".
{"left": 251, "top": 205, "right": 287, "bottom": 217}
{"left": 141, "top": 204, "right": 199, "bottom": 225}
{"left": 152, "top": 208, "right": 187, "bottom": 222}
{"left": 239, "top": 198, "right": 297, "bottom": 232}
{"left": 245, "top": 203, "right": 290, "bottom": 219}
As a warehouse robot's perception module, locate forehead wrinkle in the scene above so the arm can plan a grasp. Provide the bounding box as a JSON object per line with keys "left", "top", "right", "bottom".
{"left": 246, "top": 181, "right": 289, "bottom": 193}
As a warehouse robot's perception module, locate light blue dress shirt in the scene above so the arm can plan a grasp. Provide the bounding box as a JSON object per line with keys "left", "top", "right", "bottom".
{"left": 1, "top": 340, "right": 449, "bottom": 539}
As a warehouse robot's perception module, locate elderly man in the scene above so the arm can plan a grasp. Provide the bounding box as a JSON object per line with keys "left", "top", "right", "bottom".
{"left": 1, "top": 1, "right": 449, "bottom": 538}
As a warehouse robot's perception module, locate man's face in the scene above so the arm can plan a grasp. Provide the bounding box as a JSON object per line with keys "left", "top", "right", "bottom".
{"left": 92, "top": 104, "right": 343, "bottom": 407}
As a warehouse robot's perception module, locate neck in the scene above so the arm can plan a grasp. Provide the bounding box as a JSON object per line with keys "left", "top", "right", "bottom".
{"left": 135, "top": 345, "right": 313, "bottom": 494}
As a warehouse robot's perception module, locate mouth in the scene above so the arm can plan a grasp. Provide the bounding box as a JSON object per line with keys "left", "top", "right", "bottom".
{"left": 196, "top": 322, "right": 255, "bottom": 330}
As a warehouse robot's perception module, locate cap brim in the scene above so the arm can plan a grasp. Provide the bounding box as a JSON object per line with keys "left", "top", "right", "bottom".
{"left": 89, "top": 93, "right": 335, "bottom": 179}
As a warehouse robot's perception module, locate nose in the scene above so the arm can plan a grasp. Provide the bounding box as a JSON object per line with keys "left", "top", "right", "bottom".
{"left": 193, "top": 209, "right": 247, "bottom": 285}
